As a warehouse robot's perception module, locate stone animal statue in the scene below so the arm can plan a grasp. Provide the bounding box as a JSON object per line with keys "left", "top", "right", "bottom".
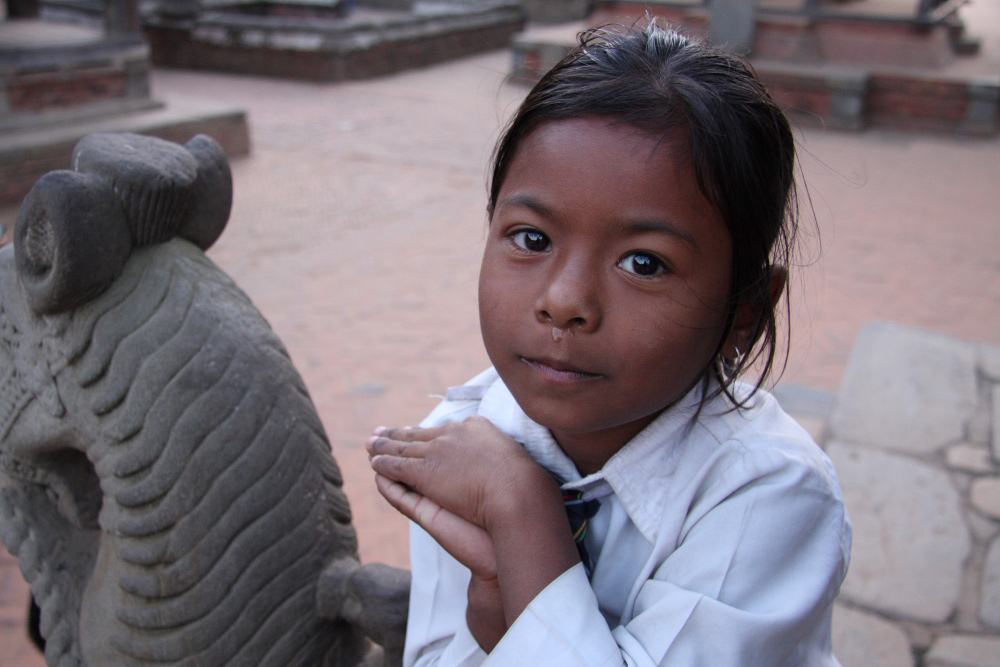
{"left": 0, "top": 133, "right": 409, "bottom": 667}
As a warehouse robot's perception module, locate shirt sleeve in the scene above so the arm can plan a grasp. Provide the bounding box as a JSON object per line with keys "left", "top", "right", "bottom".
{"left": 403, "top": 518, "right": 489, "bottom": 667}
{"left": 404, "top": 378, "right": 497, "bottom": 667}
{"left": 484, "top": 445, "right": 850, "bottom": 667}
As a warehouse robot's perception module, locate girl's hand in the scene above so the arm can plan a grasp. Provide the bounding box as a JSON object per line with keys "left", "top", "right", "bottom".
{"left": 372, "top": 473, "right": 497, "bottom": 579}
{"left": 367, "top": 417, "right": 555, "bottom": 534}
{"left": 368, "top": 417, "right": 579, "bottom": 641}
{"left": 372, "top": 471, "right": 507, "bottom": 651}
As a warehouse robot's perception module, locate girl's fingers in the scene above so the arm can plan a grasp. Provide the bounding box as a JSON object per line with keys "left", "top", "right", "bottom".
{"left": 374, "top": 475, "right": 497, "bottom": 578}
{"left": 370, "top": 452, "right": 423, "bottom": 488}
{"left": 374, "top": 473, "right": 430, "bottom": 521}
{"left": 367, "top": 435, "right": 407, "bottom": 457}
{"left": 366, "top": 432, "right": 428, "bottom": 459}
{"left": 374, "top": 473, "right": 446, "bottom": 529}
{"left": 372, "top": 425, "right": 443, "bottom": 443}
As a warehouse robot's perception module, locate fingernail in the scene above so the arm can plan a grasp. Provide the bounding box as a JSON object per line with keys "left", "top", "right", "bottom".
{"left": 373, "top": 426, "right": 386, "bottom": 435}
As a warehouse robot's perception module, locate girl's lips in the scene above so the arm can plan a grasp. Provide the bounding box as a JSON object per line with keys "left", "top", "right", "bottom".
{"left": 521, "top": 357, "right": 603, "bottom": 383}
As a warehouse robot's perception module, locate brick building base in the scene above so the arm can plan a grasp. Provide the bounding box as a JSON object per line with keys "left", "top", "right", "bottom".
{"left": 146, "top": 1, "right": 525, "bottom": 81}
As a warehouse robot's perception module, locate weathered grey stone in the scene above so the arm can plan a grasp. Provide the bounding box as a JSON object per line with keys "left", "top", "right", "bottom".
{"left": 951, "top": 469, "right": 973, "bottom": 494}
{"left": 981, "top": 344, "right": 1000, "bottom": 381}
{"left": 967, "top": 512, "right": 1000, "bottom": 543}
{"left": 0, "top": 133, "right": 407, "bottom": 666}
{"left": 829, "top": 322, "right": 978, "bottom": 454}
{"left": 925, "top": 634, "right": 1000, "bottom": 667}
{"left": 831, "top": 603, "right": 913, "bottom": 667}
{"left": 993, "top": 389, "right": 1000, "bottom": 462}
{"left": 968, "top": 399, "right": 992, "bottom": 446}
{"left": 946, "top": 443, "right": 996, "bottom": 474}
{"left": 709, "top": 0, "right": 757, "bottom": 54}
{"left": 828, "top": 442, "right": 970, "bottom": 623}
{"left": 981, "top": 536, "right": 1000, "bottom": 628}
{"left": 971, "top": 477, "right": 1000, "bottom": 520}
{"left": 961, "top": 77, "right": 1000, "bottom": 136}
{"left": 794, "top": 414, "right": 828, "bottom": 445}
{"left": 518, "top": 0, "right": 591, "bottom": 22}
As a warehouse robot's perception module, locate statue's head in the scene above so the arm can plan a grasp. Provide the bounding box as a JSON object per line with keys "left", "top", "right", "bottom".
{"left": 0, "top": 133, "right": 369, "bottom": 666}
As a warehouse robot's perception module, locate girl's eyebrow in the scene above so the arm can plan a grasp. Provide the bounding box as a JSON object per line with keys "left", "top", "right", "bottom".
{"left": 495, "top": 194, "right": 552, "bottom": 217}
{"left": 621, "top": 219, "right": 699, "bottom": 250}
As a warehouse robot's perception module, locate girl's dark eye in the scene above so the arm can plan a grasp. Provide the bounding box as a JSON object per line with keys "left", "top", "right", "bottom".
{"left": 618, "top": 252, "right": 666, "bottom": 277}
{"left": 511, "top": 229, "right": 551, "bottom": 253}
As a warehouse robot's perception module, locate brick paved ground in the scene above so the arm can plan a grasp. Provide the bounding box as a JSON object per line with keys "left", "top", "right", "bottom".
{"left": 1, "top": 3, "right": 998, "bottom": 661}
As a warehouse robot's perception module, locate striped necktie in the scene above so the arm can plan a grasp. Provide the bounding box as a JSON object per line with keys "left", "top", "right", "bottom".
{"left": 563, "top": 489, "right": 601, "bottom": 579}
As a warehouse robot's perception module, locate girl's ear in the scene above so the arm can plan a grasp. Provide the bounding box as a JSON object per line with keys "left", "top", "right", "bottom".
{"left": 723, "top": 266, "right": 787, "bottom": 362}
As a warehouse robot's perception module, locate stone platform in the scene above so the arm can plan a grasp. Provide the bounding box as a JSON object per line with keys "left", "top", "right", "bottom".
{"left": 146, "top": 0, "right": 526, "bottom": 81}
{"left": 0, "top": 20, "right": 251, "bottom": 206}
{"left": 0, "top": 95, "right": 250, "bottom": 206}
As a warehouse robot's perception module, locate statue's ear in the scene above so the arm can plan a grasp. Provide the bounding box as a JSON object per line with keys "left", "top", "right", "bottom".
{"left": 71, "top": 132, "right": 232, "bottom": 252}
{"left": 178, "top": 134, "right": 232, "bottom": 251}
{"left": 72, "top": 133, "right": 198, "bottom": 247}
{"left": 15, "top": 170, "right": 132, "bottom": 315}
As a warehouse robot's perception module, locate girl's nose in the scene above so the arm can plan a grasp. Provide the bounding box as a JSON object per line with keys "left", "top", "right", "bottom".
{"left": 535, "top": 262, "right": 601, "bottom": 333}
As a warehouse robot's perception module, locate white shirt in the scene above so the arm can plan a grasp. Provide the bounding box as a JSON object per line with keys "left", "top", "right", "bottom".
{"left": 405, "top": 368, "right": 851, "bottom": 667}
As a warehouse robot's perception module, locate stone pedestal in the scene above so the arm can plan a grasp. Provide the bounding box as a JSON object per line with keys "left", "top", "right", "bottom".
{"left": 145, "top": 0, "right": 525, "bottom": 81}
{"left": 0, "top": 16, "right": 249, "bottom": 206}
{"left": 708, "top": 0, "right": 756, "bottom": 54}
{"left": 518, "top": 0, "right": 592, "bottom": 24}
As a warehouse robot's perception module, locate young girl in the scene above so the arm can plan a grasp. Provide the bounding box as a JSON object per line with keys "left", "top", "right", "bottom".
{"left": 367, "top": 22, "right": 851, "bottom": 666}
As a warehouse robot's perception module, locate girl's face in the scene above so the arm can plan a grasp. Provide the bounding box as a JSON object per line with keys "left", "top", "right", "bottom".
{"left": 479, "top": 117, "right": 735, "bottom": 473}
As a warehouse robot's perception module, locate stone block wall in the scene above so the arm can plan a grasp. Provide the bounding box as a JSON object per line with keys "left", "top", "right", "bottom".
{"left": 0, "top": 111, "right": 250, "bottom": 206}
{"left": 0, "top": 39, "right": 154, "bottom": 124}
{"left": 825, "top": 322, "right": 1000, "bottom": 667}
{"left": 7, "top": 66, "right": 129, "bottom": 113}
{"left": 755, "top": 64, "right": 867, "bottom": 130}
{"left": 758, "top": 67, "right": 1000, "bottom": 134}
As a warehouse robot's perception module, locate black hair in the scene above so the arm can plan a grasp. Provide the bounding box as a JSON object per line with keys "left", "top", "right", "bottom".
{"left": 488, "top": 21, "right": 799, "bottom": 406}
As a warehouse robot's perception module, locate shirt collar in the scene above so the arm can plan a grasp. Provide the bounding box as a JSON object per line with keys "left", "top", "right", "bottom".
{"left": 474, "top": 373, "right": 713, "bottom": 543}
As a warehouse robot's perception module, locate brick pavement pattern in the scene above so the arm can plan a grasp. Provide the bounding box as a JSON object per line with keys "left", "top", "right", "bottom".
{"left": 1, "top": 3, "right": 998, "bottom": 662}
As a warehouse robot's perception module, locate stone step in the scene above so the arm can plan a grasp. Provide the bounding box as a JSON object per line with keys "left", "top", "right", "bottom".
{"left": 0, "top": 97, "right": 250, "bottom": 206}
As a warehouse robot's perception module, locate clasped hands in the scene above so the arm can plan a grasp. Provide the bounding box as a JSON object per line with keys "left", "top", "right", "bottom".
{"left": 367, "top": 416, "right": 580, "bottom": 652}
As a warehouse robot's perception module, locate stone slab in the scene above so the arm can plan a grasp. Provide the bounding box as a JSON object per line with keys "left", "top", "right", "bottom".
{"left": 980, "top": 344, "right": 1000, "bottom": 382}
{"left": 968, "top": 398, "right": 992, "bottom": 446}
{"left": 772, "top": 382, "right": 836, "bottom": 418}
{"left": 925, "top": 634, "right": 1000, "bottom": 667}
{"left": 708, "top": 0, "right": 756, "bottom": 54}
{"left": 946, "top": 443, "right": 996, "bottom": 474}
{"left": 829, "top": 322, "right": 978, "bottom": 454}
{"left": 966, "top": 512, "right": 999, "bottom": 544}
{"left": 981, "top": 535, "right": 1000, "bottom": 629}
{"left": 0, "top": 97, "right": 250, "bottom": 206}
{"left": 993, "top": 389, "right": 1000, "bottom": 462}
{"left": 971, "top": 477, "right": 1000, "bottom": 520}
{"left": 832, "top": 603, "right": 914, "bottom": 667}
{"left": 828, "top": 441, "right": 970, "bottom": 623}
